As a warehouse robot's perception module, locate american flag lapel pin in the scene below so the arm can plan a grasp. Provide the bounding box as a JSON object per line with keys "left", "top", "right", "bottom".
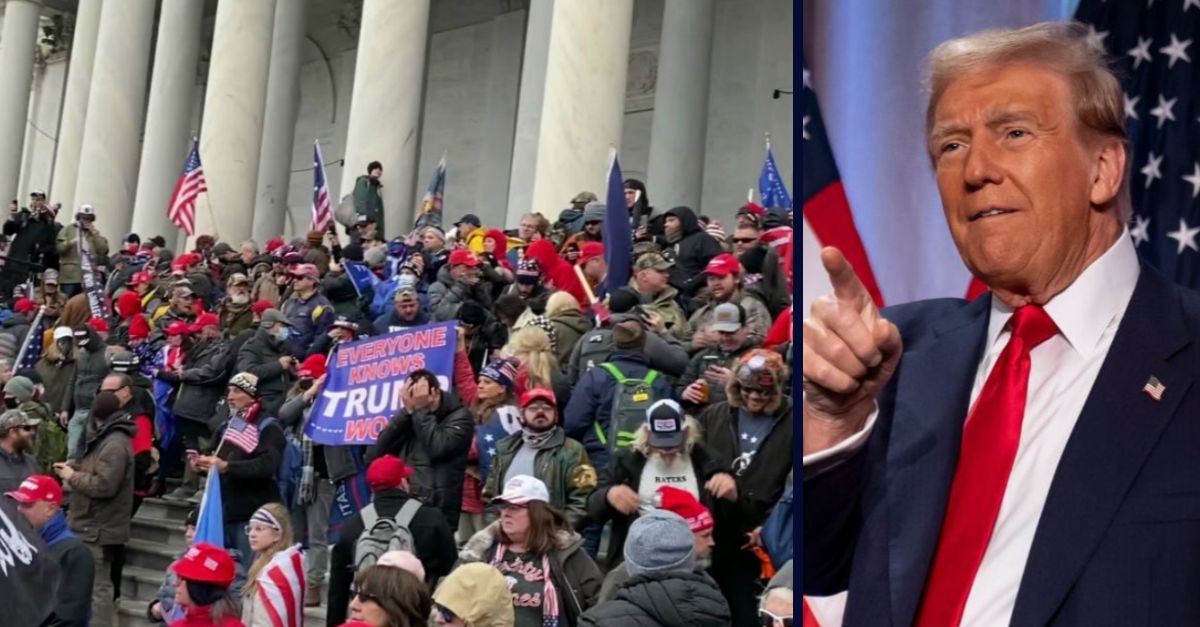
{"left": 1142, "top": 376, "right": 1166, "bottom": 401}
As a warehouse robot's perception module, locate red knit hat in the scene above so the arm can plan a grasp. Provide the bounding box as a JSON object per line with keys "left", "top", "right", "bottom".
{"left": 298, "top": 354, "right": 327, "bottom": 379}
{"left": 252, "top": 300, "right": 274, "bottom": 316}
{"left": 366, "top": 455, "right": 414, "bottom": 493}
{"left": 656, "top": 486, "right": 713, "bottom": 532}
{"left": 128, "top": 314, "right": 151, "bottom": 340}
{"left": 171, "top": 542, "right": 236, "bottom": 588}
{"left": 12, "top": 297, "right": 35, "bottom": 314}
{"left": 88, "top": 318, "right": 109, "bottom": 334}
{"left": 116, "top": 291, "right": 142, "bottom": 320}
{"left": 166, "top": 321, "right": 190, "bottom": 336}
{"left": 577, "top": 241, "right": 604, "bottom": 267}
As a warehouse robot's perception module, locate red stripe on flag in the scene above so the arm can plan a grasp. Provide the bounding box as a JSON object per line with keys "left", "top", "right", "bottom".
{"left": 804, "top": 180, "right": 884, "bottom": 307}
{"left": 803, "top": 599, "right": 823, "bottom": 627}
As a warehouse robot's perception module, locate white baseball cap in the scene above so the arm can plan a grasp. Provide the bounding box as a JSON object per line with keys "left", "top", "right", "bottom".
{"left": 77, "top": 203, "right": 95, "bottom": 217}
{"left": 491, "top": 475, "right": 550, "bottom": 506}
{"left": 52, "top": 326, "right": 72, "bottom": 341}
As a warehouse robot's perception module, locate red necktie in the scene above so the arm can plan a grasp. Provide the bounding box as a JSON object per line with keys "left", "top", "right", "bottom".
{"left": 915, "top": 305, "right": 1058, "bottom": 626}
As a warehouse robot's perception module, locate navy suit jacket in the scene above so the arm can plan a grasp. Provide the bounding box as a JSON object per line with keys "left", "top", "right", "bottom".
{"left": 805, "top": 265, "right": 1200, "bottom": 626}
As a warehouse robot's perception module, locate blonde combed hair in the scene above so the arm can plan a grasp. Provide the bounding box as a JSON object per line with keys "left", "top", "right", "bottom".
{"left": 502, "top": 326, "right": 557, "bottom": 390}
{"left": 924, "top": 20, "right": 1131, "bottom": 220}
{"left": 243, "top": 502, "right": 294, "bottom": 598}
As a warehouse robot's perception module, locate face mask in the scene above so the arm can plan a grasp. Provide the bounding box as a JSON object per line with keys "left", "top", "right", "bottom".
{"left": 3, "top": 397, "right": 18, "bottom": 409}
{"left": 274, "top": 326, "right": 291, "bottom": 343}
{"left": 397, "top": 274, "right": 417, "bottom": 290}
{"left": 298, "top": 379, "right": 313, "bottom": 391}
{"left": 91, "top": 390, "right": 119, "bottom": 416}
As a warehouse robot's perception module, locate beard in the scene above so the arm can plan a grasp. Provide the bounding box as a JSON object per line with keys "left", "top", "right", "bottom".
{"left": 229, "top": 292, "right": 250, "bottom": 305}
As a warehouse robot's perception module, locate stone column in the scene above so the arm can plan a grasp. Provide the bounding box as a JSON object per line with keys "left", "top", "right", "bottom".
{"left": 0, "top": 0, "right": 41, "bottom": 205}
{"left": 48, "top": 0, "right": 100, "bottom": 210}
{"left": 340, "top": 0, "right": 431, "bottom": 234}
{"left": 529, "top": 1, "right": 634, "bottom": 219}
{"left": 252, "top": 0, "right": 307, "bottom": 243}
{"left": 193, "top": 0, "right": 276, "bottom": 244}
{"left": 72, "top": 0, "right": 155, "bottom": 240}
{"left": 130, "top": 0, "right": 204, "bottom": 241}
{"left": 504, "top": 0, "right": 552, "bottom": 225}
{"left": 646, "top": 0, "right": 715, "bottom": 211}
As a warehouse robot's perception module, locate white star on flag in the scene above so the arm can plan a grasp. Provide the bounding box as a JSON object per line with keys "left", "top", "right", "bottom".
{"left": 484, "top": 433, "right": 494, "bottom": 442}
{"left": 1167, "top": 218, "right": 1200, "bottom": 253}
{"left": 803, "top": 67, "right": 812, "bottom": 89}
{"left": 740, "top": 432, "right": 749, "bottom": 441}
{"left": 1141, "top": 152, "right": 1164, "bottom": 188}
{"left": 1149, "top": 94, "right": 1177, "bottom": 128}
{"left": 1131, "top": 215, "right": 1151, "bottom": 246}
{"left": 1159, "top": 33, "right": 1192, "bottom": 67}
{"left": 803, "top": 115, "right": 811, "bottom": 141}
{"left": 1128, "top": 36, "right": 1153, "bottom": 68}
{"left": 1086, "top": 25, "right": 1109, "bottom": 51}
{"left": 487, "top": 447, "right": 496, "bottom": 456}
{"left": 1124, "top": 93, "right": 1140, "bottom": 120}
{"left": 1184, "top": 162, "right": 1200, "bottom": 199}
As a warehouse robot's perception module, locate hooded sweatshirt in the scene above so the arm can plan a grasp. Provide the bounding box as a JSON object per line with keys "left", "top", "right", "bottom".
{"left": 662, "top": 206, "right": 724, "bottom": 297}
{"left": 432, "top": 563, "right": 515, "bottom": 627}
{"left": 526, "top": 240, "right": 591, "bottom": 309}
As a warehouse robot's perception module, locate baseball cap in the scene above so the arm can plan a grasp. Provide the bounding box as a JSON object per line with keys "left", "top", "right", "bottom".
{"left": 634, "top": 252, "right": 672, "bottom": 272}
{"left": 166, "top": 321, "right": 190, "bottom": 336}
{"left": 577, "top": 242, "right": 604, "bottom": 267}
{"left": 127, "top": 271, "right": 154, "bottom": 287}
{"left": 211, "top": 242, "right": 234, "bottom": 257}
{"left": 646, "top": 399, "right": 685, "bottom": 449}
{"left": 290, "top": 263, "right": 320, "bottom": 281}
{"left": 448, "top": 248, "right": 480, "bottom": 267}
{"left": 702, "top": 253, "right": 741, "bottom": 277}
{"left": 6, "top": 475, "right": 62, "bottom": 505}
{"left": 227, "top": 272, "right": 251, "bottom": 287}
{"left": 0, "top": 408, "right": 40, "bottom": 432}
{"left": 454, "top": 213, "right": 482, "bottom": 228}
{"left": 172, "top": 543, "right": 237, "bottom": 588}
{"left": 260, "top": 308, "right": 291, "bottom": 327}
{"left": 12, "top": 298, "right": 35, "bottom": 314}
{"left": 570, "top": 191, "right": 598, "bottom": 205}
{"left": 52, "top": 326, "right": 72, "bottom": 341}
{"left": 519, "top": 387, "right": 556, "bottom": 409}
{"left": 252, "top": 299, "right": 274, "bottom": 316}
{"left": 298, "top": 354, "right": 327, "bottom": 379}
{"left": 491, "top": 474, "right": 550, "bottom": 506}
{"left": 393, "top": 287, "right": 419, "bottom": 303}
{"left": 42, "top": 269, "right": 58, "bottom": 284}
{"left": 710, "top": 302, "right": 745, "bottom": 333}
{"left": 76, "top": 204, "right": 96, "bottom": 218}
{"left": 367, "top": 455, "right": 415, "bottom": 493}
{"left": 331, "top": 316, "right": 359, "bottom": 333}
{"left": 656, "top": 485, "right": 713, "bottom": 533}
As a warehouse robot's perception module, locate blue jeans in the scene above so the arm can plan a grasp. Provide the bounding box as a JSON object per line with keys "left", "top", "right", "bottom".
{"left": 224, "top": 522, "right": 252, "bottom": 571}
{"left": 67, "top": 409, "right": 90, "bottom": 460}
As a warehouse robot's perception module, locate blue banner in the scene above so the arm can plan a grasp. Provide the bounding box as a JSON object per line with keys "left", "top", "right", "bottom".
{"left": 304, "top": 321, "right": 458, "bottom": 445}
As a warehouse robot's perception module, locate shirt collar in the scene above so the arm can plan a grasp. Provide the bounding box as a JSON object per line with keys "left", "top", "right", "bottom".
{"left": 985, "top": 228, "right": 1140, "bottom": 357}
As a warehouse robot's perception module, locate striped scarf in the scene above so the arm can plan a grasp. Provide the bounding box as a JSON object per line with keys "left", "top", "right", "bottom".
{"left": 491, "top": 543, "right": 560, "bottom": 627}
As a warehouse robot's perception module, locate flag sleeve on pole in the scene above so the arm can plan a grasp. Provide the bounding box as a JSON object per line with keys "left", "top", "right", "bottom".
{"left": 601, "top": 148, "right": 631, "bottom": 299}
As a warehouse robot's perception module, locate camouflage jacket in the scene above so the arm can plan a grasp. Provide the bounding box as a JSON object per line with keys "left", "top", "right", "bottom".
{"left": 481, "top": 426, "right": 596, "bottom": 530}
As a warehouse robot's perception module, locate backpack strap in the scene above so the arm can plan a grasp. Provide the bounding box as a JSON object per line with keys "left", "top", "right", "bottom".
{"left": 393, "top": 499, "right": 422, "bottom": 527}
{"left": 644, "top": 370, "right": 659, "bottom": 385}
{"left": 598, "top": 362, "right": 626, "bottom": 383}
{"left": 360, "top": 503, "right": 378, "bottom": 529}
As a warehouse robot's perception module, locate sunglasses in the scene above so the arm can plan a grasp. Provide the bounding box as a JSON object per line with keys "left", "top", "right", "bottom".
{"left": 357, "top": 590, "right": 381, "bottom": 605}
{"left": 759, "top": 609, "right": 794, "bottom": 627}
{"left": 435, "top": 603, "right": 460, "bottom": 623}
{"left": 732, "top": 237, "right": 758, "bottom": 244}
{"left": 17, "top": 425, "right": 36, "bottom": 433}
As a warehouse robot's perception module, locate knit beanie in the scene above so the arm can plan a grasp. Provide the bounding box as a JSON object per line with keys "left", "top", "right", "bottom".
{"left": 582, "top": 202, "right": 606, "bottom": 223}
{"left": 479, "top": 357, "right": 520, "bottom": 393}
{"left": 624, "top": 510, "right": 696, "bottom": 576}
{"left": 607, "top": 287, "right": 641, "bottom": 314}
{"left": 3, "top": 376, "right": 34, "bottom": 403}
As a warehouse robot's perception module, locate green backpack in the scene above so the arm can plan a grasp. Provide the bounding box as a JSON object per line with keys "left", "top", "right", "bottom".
{"left": 595, "top": 363, "right": 662, "bottom": 455}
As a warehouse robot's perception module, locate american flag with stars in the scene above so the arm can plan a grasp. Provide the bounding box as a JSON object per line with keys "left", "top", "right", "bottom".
{"left": 1075, "top": 0, "right": 1200, "bottom": 286}
{"left": 221, "top": 416, "right": 261, "bottom": 454}
{"left": 167, "top": 138, "right": 206, "bottom": 236}
{"left": 311, "top": 139, "right": 333, "bottom": 232}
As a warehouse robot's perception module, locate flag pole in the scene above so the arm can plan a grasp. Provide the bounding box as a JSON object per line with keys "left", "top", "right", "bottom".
{"left": 195, "top": 136, "right": 220, "bottom": 243}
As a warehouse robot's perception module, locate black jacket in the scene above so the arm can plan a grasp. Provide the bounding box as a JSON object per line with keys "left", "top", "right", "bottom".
{"left": 214, "top": 414, "right": 284, "bottom": 523}
{"left": 365, "top": 392, "right": 474, "bottom": 529}
{"left": 585, "top": 443, "right": 726, "bottom": 570}
{"left": 662, "top": 206, "right": 723, "bottom": 297}
{"left": 578, "top": 570, "right": 732, "bottom": 627}
{"left": 157, "top": 337, "right": 234, "bottom": 425}
{"left": 3, "top": 211, "right": 58, "bottom": 274}
{"left": 325, "top": 489, "right": 457, "bottom": 627}
{"left": 235, "top": 328, "right": 296, "bottom": 415}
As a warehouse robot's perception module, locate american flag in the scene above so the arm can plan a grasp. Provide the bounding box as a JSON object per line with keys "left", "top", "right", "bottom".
{"left": 221, "top": 417, "right": 260, "bottom": 454}
{"left": 256, "top": 544, "right": 306, "bottom": 627}
{"left": 311, "top": 139, "right": 332, "bottom": 232}
{"left": 1075, "top": 2, "right": 1200, "bottom": 287}
{"left": 167, "top": 138, "right": 206, "bottom": 236}
{"left": 801, "top": 54, "right": 884, "bottom": 314}
{"left": 414, "top": 153, "right": 446, "bottom": 231}
{"left": 1143, "top": 375, "right": 1167, "bottom": 401}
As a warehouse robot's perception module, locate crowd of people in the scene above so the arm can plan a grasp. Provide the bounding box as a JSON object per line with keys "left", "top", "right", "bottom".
{"left": 0, "top": 175, "right": 794, "bottom": 627}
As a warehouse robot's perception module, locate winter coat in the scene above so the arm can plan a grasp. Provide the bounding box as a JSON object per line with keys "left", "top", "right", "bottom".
{"left": 281, "top": 291, "right": 335, "bottom": 358}
{"left": 460, "top": 522, "right": 603, "bottom": 627}
{"left": 675, "top": 340, "right": 757, "bottom": 410}
{"left": 365, "top": 391, "right": 474, "bottom": 529}
{"left": 217, "top": 300, "right": 254, "bottom": 337}
{"left": 480, "top": 427, "right": 595, "bottom": 529}
{"left": 548, "top": 307, "right": 592, "bottom": 365}
{"left": 235, "top": 328, "right": 296, "bottom": 416}
{"left": 3, "top": 211, "right": 57, "bottom": 273}
{"left": 372, "top": 307, "right": 430, "bottom": 336}
{"left": 54, "top": 223, "right": 109, "bottom": 284}
{"left": 566, "top": 323, "right": 689, "bottom": 383}
{"left": 431, "top": 563, "right": 515, "bottom": 627}
{"left": 525, "top": 239, "right": 593, "bottom": 308}
{"left": 325, "top": 489, "right": 457, "bottom": 627}
{"left": 352, "top": 175, "right": 384, "bottom": 229}
{"left": 578, "top": 570, "right": 732, "bottom": 627}
{"left": 36, "top": 346, "right": 76, "bottom": 414}
{"left": 563, "top": 350, "right": 676, "bottom": 470}
{"left": 0, "top": 330, "right": 15, "bottom": 363}
{"left": 40, "top": 510, "right": 95, "bottom": 627}
{"left": 0, "top": 312, "right": 31, "bottom": 351}
{"left": 631, "top": 281, "right": 691, "bottom": 342}
{"left": 585, "top": 435, "right": 725, "bottom": 570}
{"left": 68, "top": 327, "right": 108, "bottom": 414}
{"left": 157, "top": 338, "right": 234, "bottom": 426}
{"left": 251, "top": 273, "right": 284, "bottom": 308}
{"left": 0, "top": 444, "right": 39, "bottom": 494}
{"left": 29, "top": 401, "right": 63, "bottom": 474}
{"left": 662, "top": 206, "right": 723, "bottom": 297}
{"left": 427, "top": 264, "right": 495, "bottom": 322}
{"left": 66, "top": 409, "right": 135, "bottom": 545}
{"left": 151, "top": 547, "right": 247, "bottom": 626}
{"left": 213, "top": 410, "right": 285, "bottom": 523}
{"left": 168, "top": 605, "right": 246, "bottom": 627}
{"left": 687, "top": 290, "right": 772, "bottom": 350}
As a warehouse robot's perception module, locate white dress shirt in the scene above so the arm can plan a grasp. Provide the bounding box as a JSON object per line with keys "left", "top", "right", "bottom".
{"left": 803, "top": 230, "right": 1140, "bottom": 626}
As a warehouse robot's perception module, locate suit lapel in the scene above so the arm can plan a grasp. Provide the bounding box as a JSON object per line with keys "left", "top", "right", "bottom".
{"left": 886, "top": 296, "right": 991, "bottom": 626}
{"left": 1010, "top": 269, "right": 1193, "bottom": 626}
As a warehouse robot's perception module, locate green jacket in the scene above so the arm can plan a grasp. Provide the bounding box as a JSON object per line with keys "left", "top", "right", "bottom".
{"left": 352, "top": 175, "right": 384, "bottom": 229}
{"left": 481, "top": 427, "right": 596, "bottom": 529}
{"left": 55, "top": 223, "right": 109, "bottom": 285}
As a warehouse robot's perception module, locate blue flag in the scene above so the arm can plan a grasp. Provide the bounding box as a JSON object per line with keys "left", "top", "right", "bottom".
{"left": 194, "top": 470, "right": 224, "bottom": 547}
{"left": 344, "top": 261, "right": 379, "bottom": 297}
{"left": 601, "top": 148, "right": 631, "bottom": 299}
{"left": 759, "top": 142, "right": 793, "bottom": 210}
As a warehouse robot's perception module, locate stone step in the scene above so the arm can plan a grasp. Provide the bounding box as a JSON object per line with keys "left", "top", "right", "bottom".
{"left": 120, "top": 564, "right": 169, "bottom": 604}
{"left": 136, "top": 496, "right": 198, "bottom": 524}
{"left": 130, "top": 515, "right": 190, "bottom": 551}
{"left": 125, "top": 538, "right": 180, "bottom": 573}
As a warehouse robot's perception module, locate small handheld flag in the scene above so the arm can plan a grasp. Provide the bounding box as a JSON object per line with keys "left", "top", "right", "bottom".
{"left": 311, "top": 140, "right": 333, "bottom": 232}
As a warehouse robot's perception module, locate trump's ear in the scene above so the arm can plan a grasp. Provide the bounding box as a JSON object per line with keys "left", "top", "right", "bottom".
{"left": 1089, "top": 136, "right": 1126, "bottom": 207}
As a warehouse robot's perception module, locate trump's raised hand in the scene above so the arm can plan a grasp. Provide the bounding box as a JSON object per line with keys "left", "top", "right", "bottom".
{"left": 803, "top": 247, "right": 902, "bottom": 453}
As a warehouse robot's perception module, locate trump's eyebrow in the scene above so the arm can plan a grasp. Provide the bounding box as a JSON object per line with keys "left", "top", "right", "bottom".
{"left": 929, "top": 107, "right": 1041, "bottom": 144}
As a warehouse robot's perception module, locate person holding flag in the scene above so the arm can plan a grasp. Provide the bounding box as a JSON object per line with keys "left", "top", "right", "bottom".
{"left": 240, "top": 502, "right": 306, "bottom": 627}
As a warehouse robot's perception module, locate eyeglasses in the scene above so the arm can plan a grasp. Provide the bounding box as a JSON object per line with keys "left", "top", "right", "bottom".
{"left": 758, "top": 609, "right": 794, "bottom": 627}
{"left": 17, "top": 425, "right": 36, "bottom": 433}
{"left": 742, "top": 388, "right": 772, "bottom": 398}
{"left": 498, "top": 502, "right": 529, "bottom": 512}
{"left": 732, "top": 237, "right": 758, "bottom": 244}
{"left": 356, "top": 590, "right": 381, "bottom": 605}
{"left": 100, "top": 385, "right": 127, "bottom": 393}
{"left": 524, "top": 401, "right": 555, "bottom": 413}
{"left": 435, "top": 603, "right": 460, "bottom": 623}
